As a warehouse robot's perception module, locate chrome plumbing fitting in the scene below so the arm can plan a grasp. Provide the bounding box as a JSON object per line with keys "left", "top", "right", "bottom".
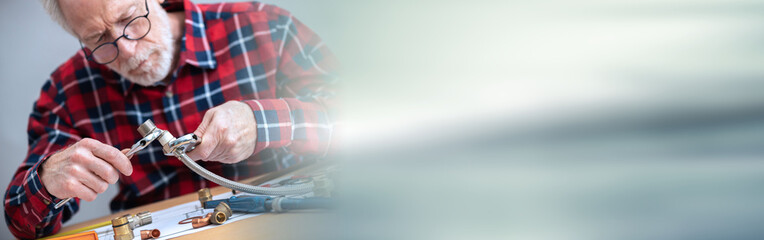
{"left": 137, "top": 120, "right": 199, "bottom": 156}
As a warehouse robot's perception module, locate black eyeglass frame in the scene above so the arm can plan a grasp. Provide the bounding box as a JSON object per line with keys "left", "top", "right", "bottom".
{"left": 80, "top": 0, "right": 152, "bottom": 65}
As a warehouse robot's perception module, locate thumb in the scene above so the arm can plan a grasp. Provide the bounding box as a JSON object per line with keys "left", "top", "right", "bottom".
{"left": 193, "top": 110, "right": 215, "bottom": 138}
{"left": 186, "top": 130, "right": 218, "bottom": 161}
{"left": 187, "top": 111, "right": 215, "bottom": 160}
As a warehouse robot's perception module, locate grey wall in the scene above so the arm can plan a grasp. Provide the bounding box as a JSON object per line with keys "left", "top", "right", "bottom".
{"left": 0, "top": 1, "right": 80, "bottom": 239}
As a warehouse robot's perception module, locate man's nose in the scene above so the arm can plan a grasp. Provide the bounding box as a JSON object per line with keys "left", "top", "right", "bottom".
{"left": 116, "top": 38, "right": 138, "bottom": 60}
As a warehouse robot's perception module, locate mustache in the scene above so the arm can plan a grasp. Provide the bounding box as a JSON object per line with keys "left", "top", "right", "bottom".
{"left": 123, "top": 45, "right": 159, "bottom": 71}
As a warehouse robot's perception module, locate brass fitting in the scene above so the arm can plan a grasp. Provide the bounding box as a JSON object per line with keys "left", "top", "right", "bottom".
{"left": 216, "top": 202, "right": 232, "bottom": 217}
{"left": 211, "top": 211, "right": 227, "bottom": 225}
{"left": 140, "top": 229, "right": 161, "bottom": 239}
{"left": 112, "top": 216, "right": 133, "bottom": 240}
{"left": 198, "top": 188, "right": 212, "bottom": 207}
{"left": 192, "top": 213, "right": 213, "bottom": 228}
{"left": 210, "top": 202, "right": 232, "bottom": 225}
{"left": 112, "top": 211, "right": 153, "bottom": 240}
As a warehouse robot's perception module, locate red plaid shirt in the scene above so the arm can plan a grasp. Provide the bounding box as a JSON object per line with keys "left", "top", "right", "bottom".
{"left": 4, "top": 0, "right": 337, "bottom": 238}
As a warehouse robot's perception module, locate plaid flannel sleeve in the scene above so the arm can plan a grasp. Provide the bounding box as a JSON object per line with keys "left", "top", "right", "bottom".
{"left": 4, "top": 78, "right": 82, "bottom": 239}
{"left": 243, "top": 12, "right": 338, "bottom": 156}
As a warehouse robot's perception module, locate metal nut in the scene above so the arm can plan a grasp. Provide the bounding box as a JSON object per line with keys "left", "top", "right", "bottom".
{"left": 137, "top": 120, "right": 157, "bottom": 136}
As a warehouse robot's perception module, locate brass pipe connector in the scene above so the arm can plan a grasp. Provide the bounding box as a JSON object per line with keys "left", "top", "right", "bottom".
{"left": 211, "top": 211, "right": 227, "bottom": 225}
{"left": 192, "top": 213, "right": 213, "bottom": 228}
{"left": 198, "top": 188, "right": 212, "bottom": 207}
{"left": 140, "top": 229, "right": 161, "bottom": 239}
{"left": 112, "top": 211, "right": 153, "bottom": 240}
{"left": 112, "top": 216, "right": 133, "bottom": 240}
{"left": 210, "top": 202, "right": 232, "bottom": 225}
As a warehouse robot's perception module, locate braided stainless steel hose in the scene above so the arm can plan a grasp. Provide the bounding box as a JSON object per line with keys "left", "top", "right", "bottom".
{"left": 173, "top": 149, "right": 313, "bottom": 195}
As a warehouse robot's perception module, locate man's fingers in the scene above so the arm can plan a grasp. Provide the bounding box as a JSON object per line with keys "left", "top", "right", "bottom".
{"left": 207, "top": 134, "right": 232, "bottom": 162}
{"left": 87, "top": 158, "right": 120, "bottom": 184}
{"left": 89, "top": 141, "right": 133, "bottom": 176}
{"left": 204, "top": 126, "right": 228, "bottom": 162}
{"left": 78, "top": 170, "right": 109, "bottom": 194}
{"left": 71, "top": 181, "right": 98, "bottom": 202}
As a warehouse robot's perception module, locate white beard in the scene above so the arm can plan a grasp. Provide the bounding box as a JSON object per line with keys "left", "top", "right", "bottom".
{"left": 111, "top": 8, "right": 175, "bottom": 87}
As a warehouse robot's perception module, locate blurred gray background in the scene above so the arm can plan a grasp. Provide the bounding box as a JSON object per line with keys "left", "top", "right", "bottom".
{"left": 5, "top": 0, "right": 764, "bottom": 239}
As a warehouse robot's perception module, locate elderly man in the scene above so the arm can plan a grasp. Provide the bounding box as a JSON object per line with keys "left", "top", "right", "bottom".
{"left": 4, "top": 0, "right": 336, "bottom": 238}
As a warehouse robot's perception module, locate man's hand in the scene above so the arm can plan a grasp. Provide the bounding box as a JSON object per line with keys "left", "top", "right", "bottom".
{"left": 186, "top": 101, "right": 257, "bottom": 164}
{"left": 39, "top": 138, "right": 133, "bottom": 202}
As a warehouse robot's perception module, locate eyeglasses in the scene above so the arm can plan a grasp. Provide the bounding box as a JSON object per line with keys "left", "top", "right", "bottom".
{"left": 80, "top": 0, "right": 151, "bottom": 64}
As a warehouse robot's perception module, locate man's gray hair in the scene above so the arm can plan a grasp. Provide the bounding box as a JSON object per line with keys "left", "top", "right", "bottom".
{"left": 39, "top": 0, "right": 75, "bottom": 35}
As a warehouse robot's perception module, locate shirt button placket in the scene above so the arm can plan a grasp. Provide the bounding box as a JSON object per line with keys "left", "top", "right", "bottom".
{"left": 163, "top": 88, "right": 179, "bottom": 130}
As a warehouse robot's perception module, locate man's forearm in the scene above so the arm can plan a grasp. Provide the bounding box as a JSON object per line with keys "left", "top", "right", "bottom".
{"left": 4, "top": 154, "right": 70, "bottom": 239}
{"left": 243, "top": 98, "right": 333, "bottom": 156}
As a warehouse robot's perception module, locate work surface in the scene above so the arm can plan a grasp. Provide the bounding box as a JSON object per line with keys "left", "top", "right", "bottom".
{"left": 57, "top": 163, "right": 335, "bottom": 239}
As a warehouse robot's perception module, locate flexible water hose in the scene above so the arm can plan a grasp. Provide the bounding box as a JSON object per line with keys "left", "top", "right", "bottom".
{"left": 173, "top": 149, "right": 314, "bottom": 196}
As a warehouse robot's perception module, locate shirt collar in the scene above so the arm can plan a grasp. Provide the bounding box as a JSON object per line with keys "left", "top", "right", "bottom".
{"left": 177, "top": 0, "right": 218, "bottom": 70}
{"left": 113, "top": 0, "right": 217, "bottom": 96}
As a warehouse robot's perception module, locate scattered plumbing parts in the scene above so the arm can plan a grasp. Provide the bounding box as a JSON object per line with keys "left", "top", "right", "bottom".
{"left": 197, "top": 188, "right": 232, "bottom": 225}
{"left": 204, "top": 195, "right": 333, "bottom": 213}
{"left": 180, "top": 194, "right": 232, "bottom": 228}
{"left": 184, "top": 194, "right": 332, "bottom": 229}
{"left": 111, "top": 211, "right": 152, "bottom": 240}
